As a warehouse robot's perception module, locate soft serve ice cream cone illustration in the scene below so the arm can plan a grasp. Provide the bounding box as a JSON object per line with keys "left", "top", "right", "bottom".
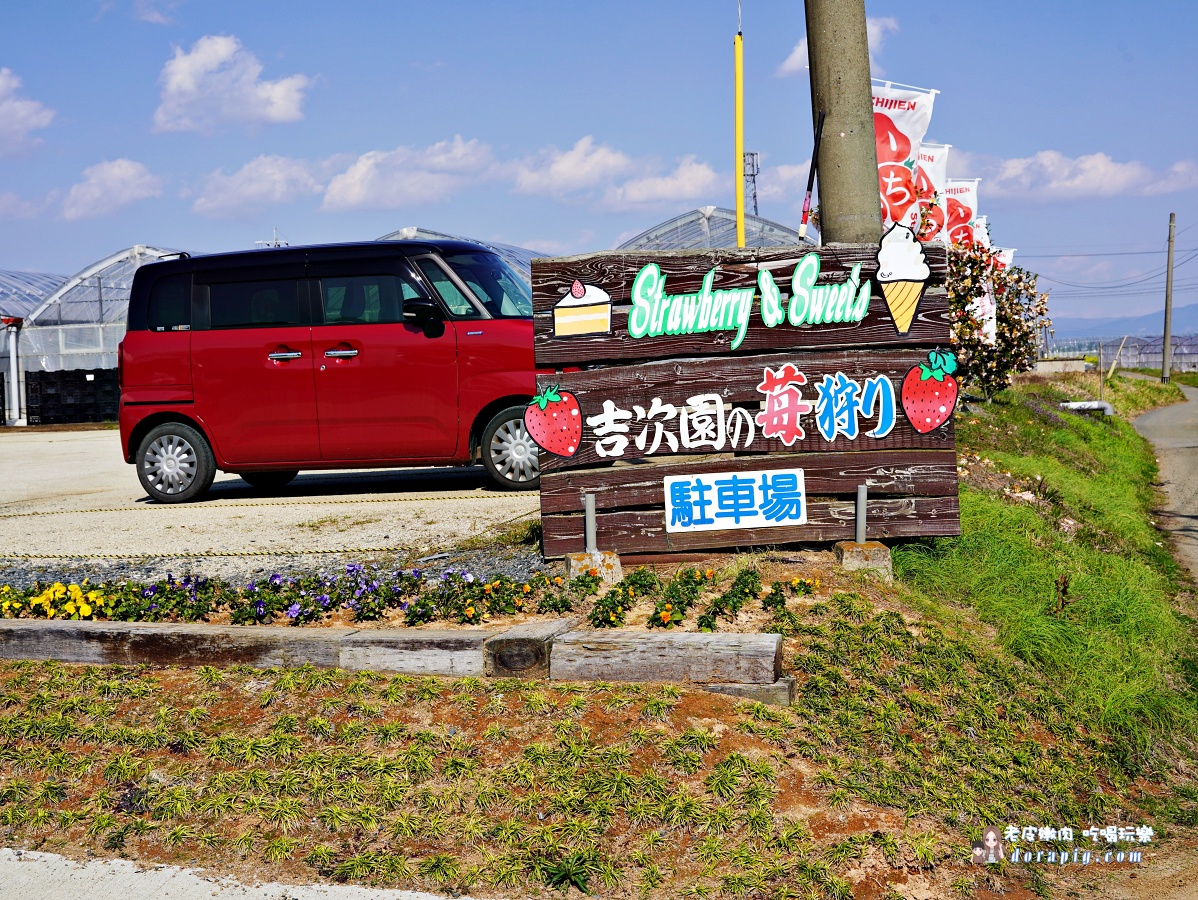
{"left": 875, "top": 223, "right": 931, "bottom": 334}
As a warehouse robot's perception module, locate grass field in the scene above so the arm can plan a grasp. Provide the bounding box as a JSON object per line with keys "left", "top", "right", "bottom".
{"left": 897, "top": 375, "right": 1194, "bottom": 771}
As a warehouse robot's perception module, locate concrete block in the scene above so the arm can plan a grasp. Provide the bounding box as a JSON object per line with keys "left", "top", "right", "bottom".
{"left": 484, "top": 617, "right": 578, "bottom": 679}
{"left": 701, "top": 676, "right": 796, "bottom": 707}
{"left": 833, "top": 540, "right": 893, "bottom": 583}
{"left": 565, "top": 550, "right": 622, "bottom": 587}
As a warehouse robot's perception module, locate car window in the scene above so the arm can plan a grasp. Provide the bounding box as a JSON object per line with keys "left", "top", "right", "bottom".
{"left": 415, "top": 258, "right": 479, "bottom": 318}
{"left": 147, "top": 274, "right": 191, "bottom": 332}
{"left": 442, "top": 252, "right": 533, "bottom": 318}
{"left": 319, "top": 274, "right": 420, "bottom": 325}
{"left": 209, "top": 279, "right": 301, "bottom": 329}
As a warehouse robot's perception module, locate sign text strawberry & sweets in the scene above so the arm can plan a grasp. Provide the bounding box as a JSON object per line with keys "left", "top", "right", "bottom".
{"left": 525, "top": 226, "right": 961, "bottom": 558}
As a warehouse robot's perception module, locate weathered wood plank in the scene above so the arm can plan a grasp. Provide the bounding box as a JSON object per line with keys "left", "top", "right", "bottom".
{"left": 534, "top": 289, "right": 949, "bottom": 366}
{"left": 539, "top": 450, "right": 958, "bottom": 514}
{"left": 531, "top": 244, "right": 948, "bottom": 314}
{"left": 551, "top": 631, "right": 782, "bottom": 684}
{"left": 484, "top": 618, "right": 579, "bottom": 679}
{"left": 542, "top": 495, "right": 961, "bottom": 557}
{"left": 701, "top": 676, "right": 795, "bottom": 707}
{"left": 0, "top": 620, "right": 346, "bottom": 668}
{"left": 339, "top": 629, "right": 499, "bottom": 676}
{"left": 537, "top": 348, "right": 954, "bottom": 473}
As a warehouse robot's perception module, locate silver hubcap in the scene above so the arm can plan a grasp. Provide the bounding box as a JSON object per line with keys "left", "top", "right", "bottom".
{"left": 143, "top": 434, "right": 198, "bottom": 495}
{"left": 490, "top": 419, "right": 540, "bottom": 483}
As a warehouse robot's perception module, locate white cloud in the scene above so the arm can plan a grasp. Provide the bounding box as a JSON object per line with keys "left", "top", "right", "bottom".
{"left": 605, "top": 156, "right": 721, "bottom": 210}
{"left": 866, "top": 17, "right": 899, "bottom": 75}
{"left": 0, "top": 68, "right": 54, "bottom": 156}
{"left": 62, "top": 159, "right": 163, "bottom": 221}
{"left": 322, "top": 136, "right": 494, "bottom": 211}
{"left": 0, "top": 192, "right": 39, "bottom": 219}
{"left": 133, "top": 0, "right": 180, "bottom": 24}
{"left": 776, "top": 38, "right": 809, "bottom": 77}
{"left": 757, "top": 161, "right": 811, "bottom": 202}
{"left": 513, "top": 136, "right": 634, "bottom": 195}
{"left": 153, "top": 35, "right": 311, "bottom": 133}
{"left": 952, "top": 149, "right": 1198, "bottom": 200}
{"left": 193, "top": 155, "right": 324, "bottom": 218}
{"left": 777, "top": 16, "right": 898, "bottom": 77}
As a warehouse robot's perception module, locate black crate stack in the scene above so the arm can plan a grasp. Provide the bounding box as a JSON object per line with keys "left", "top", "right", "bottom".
{"left": 25, "top": 369, "right": 119, "bottom": 425}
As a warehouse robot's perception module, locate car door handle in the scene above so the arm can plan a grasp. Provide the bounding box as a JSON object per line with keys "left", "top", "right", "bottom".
{"left": 267, "top": 351, "right": 303, "bottom": 361}
{"left": 324, "top": 349, "right": 359, "bottom": 358}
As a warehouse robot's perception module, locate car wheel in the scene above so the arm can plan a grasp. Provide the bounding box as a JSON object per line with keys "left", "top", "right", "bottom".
{"left": 240, "top": 471, "right": 298, "bottom": 492}
{"left": 136, "top": 421, "right": 216, "bottom": 503}
{"left": 482, "top": 405, "right": 540, "bottom": 490}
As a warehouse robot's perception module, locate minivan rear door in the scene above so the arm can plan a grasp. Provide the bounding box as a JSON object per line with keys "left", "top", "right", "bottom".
{"left": 309, "top": 258, "right": 459, "bottom": 461}
{"left": 191, "top": 267, "right": 319, "bottom": 465}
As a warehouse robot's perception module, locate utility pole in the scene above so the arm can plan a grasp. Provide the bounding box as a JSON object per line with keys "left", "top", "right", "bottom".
{"left": 734, "top": 27, "right": 745, "bottom": 248}
{"left": 1162, "top": 212, "right": 1175, "bottom": 383}
{"left": 804, "top": 0, "right": 881, "bottom": 243}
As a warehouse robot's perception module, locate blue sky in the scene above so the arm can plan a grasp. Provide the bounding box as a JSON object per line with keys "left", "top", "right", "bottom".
{"left": 1, "top": 0, "right": 1196, "bottom": 319}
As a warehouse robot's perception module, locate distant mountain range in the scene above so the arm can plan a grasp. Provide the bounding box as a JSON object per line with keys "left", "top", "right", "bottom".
{"left": 1050, "top": 302, "right": 1198, "bottom": 340}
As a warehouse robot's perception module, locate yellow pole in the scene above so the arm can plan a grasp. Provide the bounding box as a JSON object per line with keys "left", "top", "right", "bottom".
{"left": 734, "top": 31, "right": 745, "bottom": 248}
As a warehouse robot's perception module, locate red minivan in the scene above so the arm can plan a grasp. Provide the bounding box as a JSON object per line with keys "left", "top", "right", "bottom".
{"left": 119, "top": 240, "right": 542, "bottom": 502}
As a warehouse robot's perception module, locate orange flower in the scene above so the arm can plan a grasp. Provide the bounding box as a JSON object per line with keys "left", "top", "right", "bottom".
{"left": 588, "top": 568, "right": 599, "bottom": 577}
{"left": 522, "top": 584, "right": 531, "bottom": 594}
{"left": 466, "top": 606, "right": 475, "bottom": 617}
{"left": 515, "top": 597, "right": 523, "bottom": 607}
{"left": 660, "top": 610, "right": 671, "bottom": 624}
{"left": 484, "top": 585, "right": 492, "bottom": 594}
{"left": 705, "top": 569, "right": 715, "bottom": 579}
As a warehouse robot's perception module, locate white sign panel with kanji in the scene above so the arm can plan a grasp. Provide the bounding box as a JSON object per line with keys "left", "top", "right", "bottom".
{"left": 664, "top": 467, "right": 808, "bottom": 534}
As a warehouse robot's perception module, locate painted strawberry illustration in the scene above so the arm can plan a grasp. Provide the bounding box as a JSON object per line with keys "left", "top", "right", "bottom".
{"left": 524, "top": 385, "right": 582, "bottom": 457}
{"left": 901, "top": 350, "right": 960, "bottom": 433}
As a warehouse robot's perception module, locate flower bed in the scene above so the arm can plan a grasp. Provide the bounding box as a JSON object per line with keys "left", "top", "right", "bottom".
{"left": 0, "top": 566, "right": 822, "bottom": 634}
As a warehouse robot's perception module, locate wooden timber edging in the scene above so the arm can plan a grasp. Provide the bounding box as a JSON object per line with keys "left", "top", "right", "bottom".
{"left": 0, "top": 620, "right": 790, "bottom": 698}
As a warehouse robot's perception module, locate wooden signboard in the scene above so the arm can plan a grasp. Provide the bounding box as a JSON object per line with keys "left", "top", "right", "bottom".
{"left": 526, "top": 226, "right": 960, "bottom": 558}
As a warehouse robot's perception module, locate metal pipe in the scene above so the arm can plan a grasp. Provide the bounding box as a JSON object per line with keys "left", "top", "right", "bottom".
{"left": 6, "top": 324, "right": 19, "bottom": 424}
{"left": 1060, "top": 401, "right": 1114, "bottom": 416}
{"left": 584, "top": 493, "right": 597, "bottom": 554}
{"left": 855, "top": 484, "right": 867, "bottom": 544}
{"left": 1163, "top": 212, "right": 1176, "bottom": 383}
{"left": 734, "top": 31, "right": 745, "bottom": 249}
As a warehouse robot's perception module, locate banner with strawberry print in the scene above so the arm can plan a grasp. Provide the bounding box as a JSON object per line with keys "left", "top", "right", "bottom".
{"left": 531, "top": 243, "right": 959, "bottom": 558}
{"left": 944, "top": 179, "right": 981, "bottom": 247}
{"left": 913, "top": 142, "right": 951, "bottom": 243}
{"left": 872, "top": 80, "right": 938, "bottom": 232}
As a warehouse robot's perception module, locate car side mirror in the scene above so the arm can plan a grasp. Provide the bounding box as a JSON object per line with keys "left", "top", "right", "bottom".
{"left": 403, "top": 298, "right": 441, "bottom": 324}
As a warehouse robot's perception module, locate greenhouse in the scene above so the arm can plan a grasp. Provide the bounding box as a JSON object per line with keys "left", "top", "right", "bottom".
{"left": 1, "top": 245, "right": 182, "bottom": 424}
{"left": 617, "top": 206, "right": 817, "bottom": 251}
{"left": 377, "top": 226, "right": 543, "bottom": 284}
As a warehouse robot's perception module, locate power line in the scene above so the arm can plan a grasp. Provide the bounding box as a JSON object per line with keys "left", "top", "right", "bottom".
{"left": 1036, "top": 249, "right": 1198, "bottom": 288}
{"left": 1019, "top": 248, "right": 1194, "bottom": 259}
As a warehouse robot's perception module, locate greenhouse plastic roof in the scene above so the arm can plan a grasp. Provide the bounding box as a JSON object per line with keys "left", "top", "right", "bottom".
{"left": 26, "top": 245, "right": 185, "bottom": 326}
{"left": 377, "top": 227, "right": 545, "bottom": 283}
{"left": 0, "top": 269, "right": 67, "bottom": 319}
{"left": 617, "top": 206, "right": 818, "bottom": 251}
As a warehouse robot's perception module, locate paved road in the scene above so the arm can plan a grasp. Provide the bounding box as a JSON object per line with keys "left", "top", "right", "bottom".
{"left": 0, "top": 428, "right": 537, "bottom": 565}
{"left": 0, "top": 848, "right": 474, "bottom": 900}
{"left": 1134, "top": 384, "right": 1198, "bottom": 577}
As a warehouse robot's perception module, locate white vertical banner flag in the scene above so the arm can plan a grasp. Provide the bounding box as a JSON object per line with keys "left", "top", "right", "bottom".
{"left": 944, "top": 178, "right": 980, "bottom": 247}
{"left": 972, "top": 247, "right": 1015, "bottom": 346}
{"left": 974, "top": 215, "right": 993, "bottom": 248}
{"left": 913, "top": 142, "right": 950, "bottom": 242}
{"left": 872, "top": 81, "right": 938, "bottom": 231}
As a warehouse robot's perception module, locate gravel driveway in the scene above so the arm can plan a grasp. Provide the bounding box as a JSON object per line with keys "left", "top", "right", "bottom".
{"left": 0, "top": 428, "right": 541, "bottom": 585}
